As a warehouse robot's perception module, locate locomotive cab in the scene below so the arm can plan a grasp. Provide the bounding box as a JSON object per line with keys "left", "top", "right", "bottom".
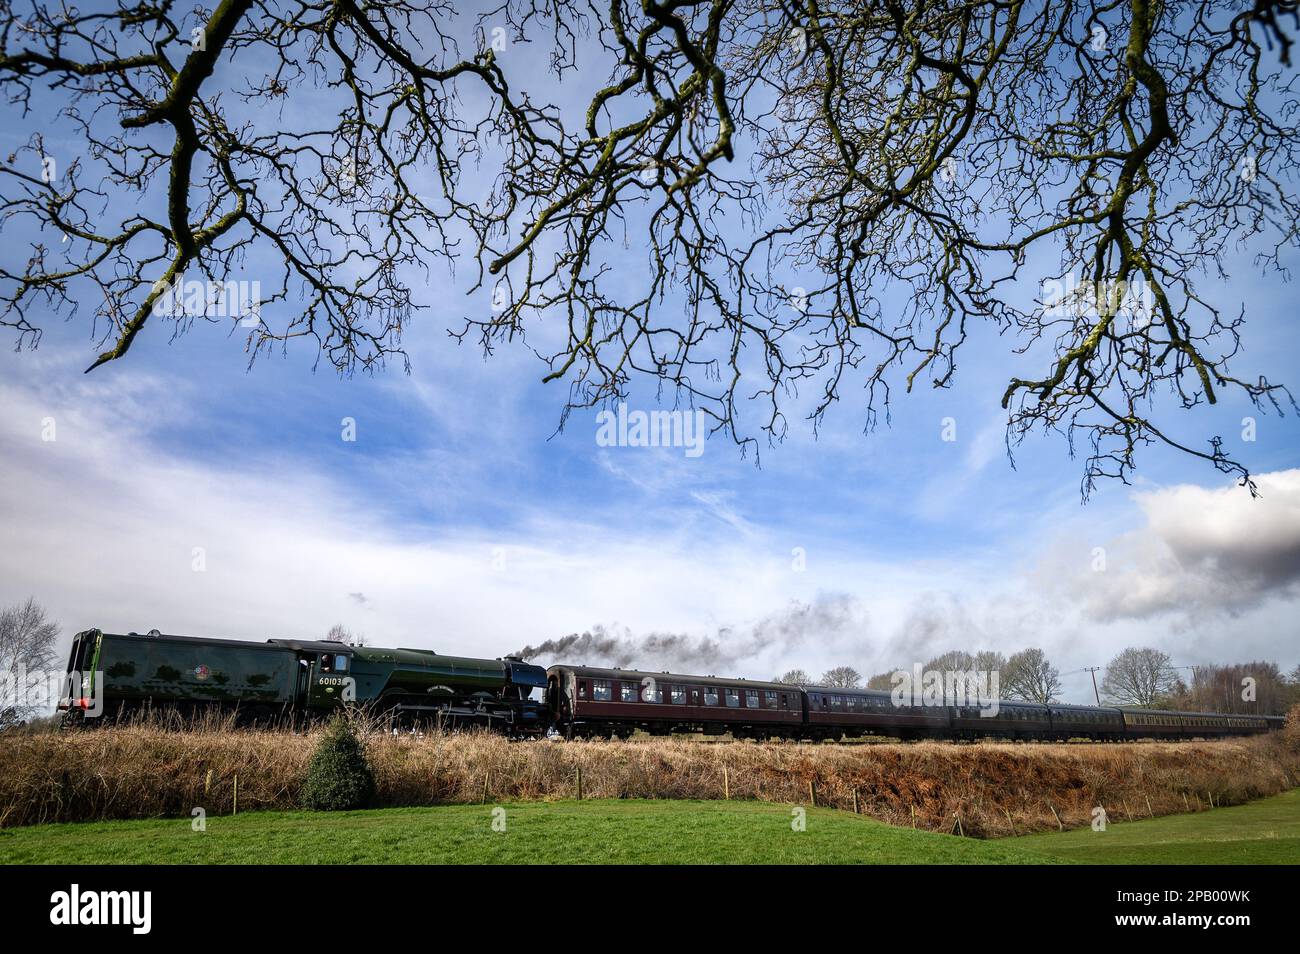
{"left": 306, "top": 649, "right": 355, "bottom": 707}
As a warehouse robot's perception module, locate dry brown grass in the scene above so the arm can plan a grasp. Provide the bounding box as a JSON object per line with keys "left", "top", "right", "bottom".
{"left": 3, "top": 710, "right": 1298, "bottom": 836}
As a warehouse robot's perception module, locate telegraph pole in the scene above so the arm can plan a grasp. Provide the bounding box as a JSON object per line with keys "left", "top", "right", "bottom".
{"left": 1084, "top": 667, "right": 1102, "bottom": 706}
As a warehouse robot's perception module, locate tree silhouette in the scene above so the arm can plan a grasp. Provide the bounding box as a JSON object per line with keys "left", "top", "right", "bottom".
{"left": 1101, "top": 646, "right": 1180, "bottom": 706}
{"left": 774, "top": 668, "right": 810, "bottom": 685}
{"left": 1003, "top": 648, "right": 1062, "bottom": 703}
{"left": 819, "top": 666, "right": 862, "bottom": 688}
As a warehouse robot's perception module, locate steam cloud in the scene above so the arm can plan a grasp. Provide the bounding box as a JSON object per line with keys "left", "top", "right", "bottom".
{"left": 513, "top": 592, "right": 867, "bottom": 674}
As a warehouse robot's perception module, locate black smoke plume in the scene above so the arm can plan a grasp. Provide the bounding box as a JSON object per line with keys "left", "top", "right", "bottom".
{"left": 513, "top": 593, "right": 866, "bottom": 674}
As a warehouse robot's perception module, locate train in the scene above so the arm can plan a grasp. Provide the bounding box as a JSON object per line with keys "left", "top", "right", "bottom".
{"left": 58, "top": 629, "right": 1288, "bottom": 741}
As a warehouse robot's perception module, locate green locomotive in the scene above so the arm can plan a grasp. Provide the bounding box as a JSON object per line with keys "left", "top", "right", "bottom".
{"left": 59, "top": 629, "right": 548, "bottom": 734}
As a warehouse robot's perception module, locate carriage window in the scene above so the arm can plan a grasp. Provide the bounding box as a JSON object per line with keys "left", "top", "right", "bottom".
{"left": 764, "top": 691, "right": 777, "bottom": 709}
{"left": 642, "top": 682, "right": 663, "bottom": 703}
{"left": 746, "top": 689, "right": 760, "bottom": 708}
{"left": 725, "top": 688, "right": 740, "bottom": 708}
{"left": 592, "top": 680, "right": 611, "bottom": 701}
{"left": 334, "top": 654, "right": 349, "bottom": 672}
{"left": 831, "top": 695, "right": 844, "bottom": 710}
{"left": 671, "top": 685, "right": 686, "bottom": 704}
{"left": 704, "top": 688, "right": 719, "bottom": 706}
{"left": 621, "top": 683, "right": 638, "bottom": 703}
{"left": 780, "top": 693, "right": 789, "bottom": 709}
{"left": 578, "top": 681, "right": 588, "bottom": 699}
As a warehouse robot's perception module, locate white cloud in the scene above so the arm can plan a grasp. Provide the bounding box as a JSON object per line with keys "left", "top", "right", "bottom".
{"left": 1042, "top": 469, "right": 1300, "bottom": 623}
{"left": 0, "top": 368, "right": 873, "bottom": 665}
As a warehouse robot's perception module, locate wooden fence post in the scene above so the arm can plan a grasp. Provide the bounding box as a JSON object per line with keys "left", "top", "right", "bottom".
{"left": 808, "top": 779, "right": 817, "bottom": 806}
{"left": 1047, "top": 800, "right": 1063, "bottom": 831}
{"left": 575, "top": 766, "right": 583, "bottom": 801}
{"left": 232, "top": 774, "right": 238, "bottom": 816}
{"left": 852, "top": 789, "right": 859, "bottom": 815}
{"left": 723, "top": 765, "right": 730, "bottom": 800}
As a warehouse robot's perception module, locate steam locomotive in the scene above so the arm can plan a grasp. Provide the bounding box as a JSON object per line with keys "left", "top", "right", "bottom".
{"left": 59, "top": 629, "right": 1287, "bottom": 740}
{"left": 59, "top": 629, "right": 548, "bottom": 735}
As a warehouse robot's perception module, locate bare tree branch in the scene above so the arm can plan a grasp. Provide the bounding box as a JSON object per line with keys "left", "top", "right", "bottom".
{"left": 2, "top": 0, "right": 1297, "bottom": 492}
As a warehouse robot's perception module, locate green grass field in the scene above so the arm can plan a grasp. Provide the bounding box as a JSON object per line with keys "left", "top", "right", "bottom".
{"left": 1, "top": 791, "right": 1295, "bottom": 864}
{"left": 1013, "top": 788, "right": 1300, "bottom": 864}
{"left": 0, "top": 799, "right": 1049, "bottom": 865}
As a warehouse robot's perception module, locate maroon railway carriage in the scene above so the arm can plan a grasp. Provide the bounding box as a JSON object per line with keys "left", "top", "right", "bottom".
{"left": 1046, "top": 703, "right": 1125, "bottom": 741}
{"left": 947, "top": 699, "right": 1052, "bottom": 740}
{"left": 547, "top": 665, "right": 803, "bottom": 739}
{"left": 804, "top": 686, "right": 950, "bottom": 740}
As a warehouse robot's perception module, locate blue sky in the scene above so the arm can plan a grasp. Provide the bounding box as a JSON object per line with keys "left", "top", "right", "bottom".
{"left": 2, "top": 2, "right": 1298, "bottom": 702}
